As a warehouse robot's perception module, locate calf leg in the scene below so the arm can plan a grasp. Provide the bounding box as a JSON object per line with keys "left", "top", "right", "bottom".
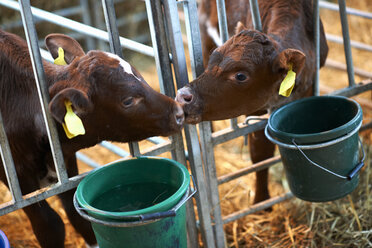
{"left": 248, "top": 129, "right": 275, "bottom": 204}
{"left": 58, "top": 155, "right": 96, "bottom": 245}
{"left": 23, "top": 200, "right": 65, "bottom": 248}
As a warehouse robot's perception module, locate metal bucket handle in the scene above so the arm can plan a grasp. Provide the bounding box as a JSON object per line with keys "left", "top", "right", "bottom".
{"left": 265, "top": 125, "right": 365, "bottom": 181}
{"left": 73, "top": 175, "right": 197, "bottom": 227}
{"left": 291, "top": 138, "right": 365, "bottom": 180}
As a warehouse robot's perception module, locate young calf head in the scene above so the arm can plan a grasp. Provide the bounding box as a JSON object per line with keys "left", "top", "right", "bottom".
{"left": 176, "top": 28, "right": 305, "bottom": 123}
{"left": 45, "top": 34, "right": 184, "bottom": 144}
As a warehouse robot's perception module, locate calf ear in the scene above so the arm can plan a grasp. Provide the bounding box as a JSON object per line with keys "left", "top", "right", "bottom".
{"left": 45, "top": 34, "right": 85, "bottom": 64}
{"left": 235, "top": 21, "right": 247, "bottom": 34}
{"left": 273, "top": 49, "right": 306, "bottom": 74}
{"left": 49, "top": 88, "right": 92, "bottom": 124}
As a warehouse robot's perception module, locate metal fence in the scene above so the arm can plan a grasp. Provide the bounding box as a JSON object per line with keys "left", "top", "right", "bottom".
{"left": 0, "top": 0, "right": 371, "bottom": 248}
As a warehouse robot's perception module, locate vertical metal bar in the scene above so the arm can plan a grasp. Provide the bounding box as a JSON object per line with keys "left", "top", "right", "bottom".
{"left": 92, "top": 0, "right": 108, "bottom": 50}
{"left": 338, "top": 0, "right": 355, "bottom": 86}
{"left": 184, "top": 0, "right": 226, "bottom": 247}
{"left": 313, "top": 0, "right": 320, "bottom": 96}
{"left": 145, "top": 0, "right": 199, "bottom": 246}
{"left": 80, "top": 0, "right": 95, "bottom": 50}
{"left": 215, "top": 0, "right": 238, "bottom": 129}
{"left": 249, "top": 0, "right": 262, "bottom": 31}
{"left": 215, "top": 0, "right": 229, "bottom": 43}
{"left": 102, "top": 0, "right": 123, "bottom": 57}
{"left": 162, "top": 0, "right": 216, "bottom": 247}
{"left": 101, "top": 0, "right": 140, "bottom": 157}
{"left": 144, "top": 0, "right": 175, "bottom": 96}
{"left": 18, "top": 0, "right": 68, "bottom": 184}
{"left": 0, "top": 116, "right": 23, "bottom": 202}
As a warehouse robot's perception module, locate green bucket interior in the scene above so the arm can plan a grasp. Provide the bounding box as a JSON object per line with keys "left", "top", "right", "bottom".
{"left": 268, "top": 96, "right": 362, "bottom": 144}
{"left": 76, "top": 156, "right": 190, "bottom": 219}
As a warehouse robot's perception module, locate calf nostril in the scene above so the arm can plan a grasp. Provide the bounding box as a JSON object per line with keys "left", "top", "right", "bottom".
{"left": 182, "top": 94, "right": 193, "bottom": 103}
{"left": 176, "top": 87, "right": 194, "bottom": 105}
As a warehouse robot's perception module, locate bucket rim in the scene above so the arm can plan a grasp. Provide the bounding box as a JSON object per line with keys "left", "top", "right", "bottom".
{"left": 75, "top": 156, "right": 190, "bottom": 219}
{"left": 268, "top": 96, "right": 362, "bottom": 144}
{"left": 0, "top": 230, "right": 10, "bottom": 248}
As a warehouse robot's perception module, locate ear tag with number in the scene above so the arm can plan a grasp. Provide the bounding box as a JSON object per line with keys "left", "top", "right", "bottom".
{"left": 54, "top": 47, "right": 67, "bottom": 66}
{"left": 62, "top": 101, "right": 85, "bottom": 139}
{"left": 279, "top": 64, "right": 296, "bottom": 97}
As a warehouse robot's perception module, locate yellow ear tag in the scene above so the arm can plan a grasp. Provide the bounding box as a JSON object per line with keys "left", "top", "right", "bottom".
{"left": 62, "top": 101, "right": 85, "bottom": 139}
{"left": 279, "top": 64, "right": 296, "bottom": 97}
{"left": 54, "top": 47, "right": 67, "bottom": 66}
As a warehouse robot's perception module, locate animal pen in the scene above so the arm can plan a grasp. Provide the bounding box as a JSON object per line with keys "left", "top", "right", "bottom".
{"left": 0, "top": 0, "right": 371, "bottom": 247}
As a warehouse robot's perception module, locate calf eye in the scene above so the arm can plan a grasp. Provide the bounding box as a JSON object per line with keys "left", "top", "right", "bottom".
{"left": 235, "top": 73, "right": 248, "bottom": 82}
{"left": 122, "top": 97, "right": 134, "bottom": 107}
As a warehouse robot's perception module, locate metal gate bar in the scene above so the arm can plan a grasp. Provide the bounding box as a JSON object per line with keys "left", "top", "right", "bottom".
{"left": 144, "top": 1, "right": 199, "bottom": 246}
{"left": 0, "top": 114, "right": 23, "bottom": 203}
{"left": 161, "top": 0, "right": 217, "bottom": 247}
{"left": 19, "top": 0, "right": 68, "bottom": 184}
{"left": 339, "top": 0, "right": 355, "bottom": 87}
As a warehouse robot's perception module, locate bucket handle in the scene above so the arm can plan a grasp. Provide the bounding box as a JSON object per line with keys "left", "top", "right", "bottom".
{"left": 74, "top": 175, "right": 197, "bottom": 227}
{"left": 292, "top": 138, "right": 365, "bottom": 181}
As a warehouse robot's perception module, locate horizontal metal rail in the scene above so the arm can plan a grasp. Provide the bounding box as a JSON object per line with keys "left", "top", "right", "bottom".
{"left": 75, "top": 152, "right": 101, "bottom": 168}
{"left": 0, "top": 0, "right": 155, "bottom": 57}
{"left": 222, "top": 192, "right": 294, "bottom": 224}
{"left": 320, "top": 0, "right": 372, "bottom": 19}
{"left": 218, "top": 156, "right": 281, "bottom": 185}
{"left": 326, "top": 60, "right": 372, "bottom": 79}
{"left": 326, "top": 34, "right": 372, "bottom": 53}
{"left": 1, "top": 6, "right": 82, "bottom": 29}
{"left": 212, "top": 120, "right": 267, "bottom": 146}
{"left": 0, "top": 173, "right": 90, "bottom": 216}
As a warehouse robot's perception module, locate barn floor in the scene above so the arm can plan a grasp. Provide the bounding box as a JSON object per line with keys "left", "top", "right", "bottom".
{"left": 0, "top": 0, "right": 372, "bottom": 247}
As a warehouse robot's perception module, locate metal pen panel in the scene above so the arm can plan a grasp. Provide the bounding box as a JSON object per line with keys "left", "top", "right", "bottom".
{"left": 79, "top": 0, "right": 95, "bottom": 50}
{"left": 162, "top": 0, "right": 216, "bottom": 247}
{"left": 0, "top": 114, "right": 23, "bottom": 203}
{"left": 1, "top": 0, "right": 154, "bottom": 57}
{"left": 313, "top": 0, "right": 320, "bottom": 96}
{"left": 184, "top": 0, "right": 226, "bottom": 247}
{"left": 18, "top": 0, "right": 68, "bottom": 184}
{"left": 249, "top": 0, "right": 262, "bottom": 31}
{"left": 215, "top": 0, "right": 238, "bottom": 129}
{"left": 145, "top": 1, "right": 198, "bottom": 246}
{"left": 216, "top": 0, "right": 229, "bottom": 43}
{"left": 101, "top": 0, "right": 140, "bottom": 157}
{"left": 338, "top": 0, "right": 356, "bottom": 87}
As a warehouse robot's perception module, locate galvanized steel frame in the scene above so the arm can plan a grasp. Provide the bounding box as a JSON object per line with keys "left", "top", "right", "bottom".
{"left": 159, "top": 0, "right": 372, "bottom": 247}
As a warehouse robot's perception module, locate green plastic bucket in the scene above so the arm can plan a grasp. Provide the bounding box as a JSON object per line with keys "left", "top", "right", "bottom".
{"left": 74, "top": 156, "right": 194, "bottom": 248}
{"left": 265, "top": 96, "right": 365, "bottom": 202}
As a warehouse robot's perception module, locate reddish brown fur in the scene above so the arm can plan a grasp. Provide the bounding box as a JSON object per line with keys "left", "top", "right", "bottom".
{"left": 176, "top": 0, "right": 328, "bottom": 204}
{"left": 0, "top": 29, "right": 184, "bottom": 248}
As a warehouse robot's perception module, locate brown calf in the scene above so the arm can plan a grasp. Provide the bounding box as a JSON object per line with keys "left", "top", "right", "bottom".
{"left": 176, "top": 0, "right": 328, "bottom": 204}
{"left": 0, "top": 29, "right": 184, "bottom": 248}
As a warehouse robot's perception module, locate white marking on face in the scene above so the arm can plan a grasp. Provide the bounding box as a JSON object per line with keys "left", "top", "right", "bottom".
{"left": 206, "top": 20, "right": 223, "bottom": 47}
{"left": 105, "top": 52, "right": 141, "bottom": 81}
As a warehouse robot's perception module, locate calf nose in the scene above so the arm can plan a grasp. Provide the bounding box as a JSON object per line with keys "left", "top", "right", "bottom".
{"left": 176, "top": 87, "right": 194, "bottom": 105}
{"left": 174, "top": 103, "right": 185, "bottom": 126}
